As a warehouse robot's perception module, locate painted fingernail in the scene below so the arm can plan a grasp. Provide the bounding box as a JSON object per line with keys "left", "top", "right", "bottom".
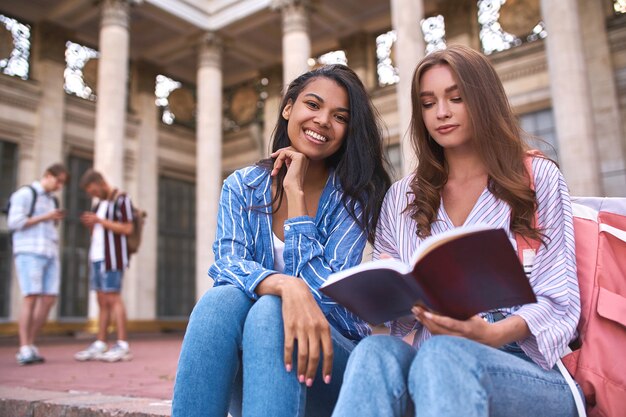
{"left": 285, "top": 364, "right": 292, "bottom": 372}
{"left": 306, "top": 378, "right": 313, "bottom": 387}
{"left": 324, "top": 375, "right": 331, "bottom": 384}
{"left": 299, "top": 374, "right": 305, "bottom": 383}
{"left": 424, "top": 311, "right": 433, "bottom": 319}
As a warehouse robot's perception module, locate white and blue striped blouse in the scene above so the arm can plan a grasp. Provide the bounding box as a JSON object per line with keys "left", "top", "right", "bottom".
{"left": 375, "top": 157, "right": 580, "bottom": 369}
{"left": 209, "top": 165, "right": 371, "bottom": 341}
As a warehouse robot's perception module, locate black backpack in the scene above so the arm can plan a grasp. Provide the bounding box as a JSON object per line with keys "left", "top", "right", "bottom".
{"left": 2, "top": 185, "right": 59, "bottom": 218}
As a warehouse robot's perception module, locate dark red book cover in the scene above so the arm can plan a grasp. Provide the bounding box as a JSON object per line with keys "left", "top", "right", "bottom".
{"left": 320, "top": 227, "right": 537, "bottom": 325}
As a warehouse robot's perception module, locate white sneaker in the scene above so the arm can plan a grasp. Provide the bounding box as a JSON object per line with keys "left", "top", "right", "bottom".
{"left": 29, "top": 345, "right": 45, "bottom": 363}
{"left": 16, "top": 346, "right": 38, "bottom": 366}
{"left": 100, "top": 341, "right": 132, "bottom": 362}
{"left": 74, "top": 340, "right": 107, "bottom": 361}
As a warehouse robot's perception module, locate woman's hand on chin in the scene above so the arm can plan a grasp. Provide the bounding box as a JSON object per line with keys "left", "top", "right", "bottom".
{"left": 271, "top": 146, "right": 309, "bottom": 193}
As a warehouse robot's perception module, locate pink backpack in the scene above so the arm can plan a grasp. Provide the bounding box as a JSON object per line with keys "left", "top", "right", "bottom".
{"left": 517, "top": 155, "right": 626, "bottom": 417}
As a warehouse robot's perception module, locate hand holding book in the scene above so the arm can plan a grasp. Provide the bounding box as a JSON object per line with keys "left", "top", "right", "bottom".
{"left": 320, "top": 225, "right": 537, "bottom": 325}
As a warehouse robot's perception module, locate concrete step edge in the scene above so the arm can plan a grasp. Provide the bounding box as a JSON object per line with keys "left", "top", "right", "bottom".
{"left": 0, "top": 385, "right": 171, "bottom": 417}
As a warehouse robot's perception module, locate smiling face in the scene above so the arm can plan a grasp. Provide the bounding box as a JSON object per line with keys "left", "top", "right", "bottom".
{"left": 281, "top": 77, "right": 349, "bottom": 162}
{"left": 419, "top": 64, "right": 473, "bottom": 152}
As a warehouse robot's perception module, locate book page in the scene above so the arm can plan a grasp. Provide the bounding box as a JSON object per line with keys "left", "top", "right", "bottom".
{"left": 322, "top": 258, "right": 411, "bottom": 287}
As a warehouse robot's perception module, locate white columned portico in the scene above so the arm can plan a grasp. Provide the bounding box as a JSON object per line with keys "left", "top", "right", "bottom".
{"left": 391, "top": 0, "right": 425, "bottom": 175}
{"left": 540, "top": 0, "right": 602, "bottom": 195}
{"left": 195, "top": 33, "right": 223, "bottom": 299}
{"left": 272, "top": 0, "right": 311, "bottom": 89}
{"left": 93, "top": 0, "right": 130, "bottom": 188}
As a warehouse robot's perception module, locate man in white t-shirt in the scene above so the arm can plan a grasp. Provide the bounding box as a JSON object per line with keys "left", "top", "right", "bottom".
{"left": 74, "top": 169, "right": 134, "bottom": 362}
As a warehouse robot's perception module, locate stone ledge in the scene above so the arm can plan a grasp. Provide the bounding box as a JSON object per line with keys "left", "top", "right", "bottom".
{"left": 0, "top": 386, "right": 171, "bottom": 417}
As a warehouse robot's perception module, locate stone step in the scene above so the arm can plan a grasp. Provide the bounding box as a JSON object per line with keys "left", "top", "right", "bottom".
{"left": 0, "top": 386, "right": 171, "bottom": 417}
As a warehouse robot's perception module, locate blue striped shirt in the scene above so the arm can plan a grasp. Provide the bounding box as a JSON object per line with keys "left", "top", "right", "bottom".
{"left": 375, "top": 157, "right": 580, "bottom": 369}
{"left": 209, "top": 165, "right": 371, "bottom": 341}
{"left": 7, "top": 181, "right": 59, "bottom": 258}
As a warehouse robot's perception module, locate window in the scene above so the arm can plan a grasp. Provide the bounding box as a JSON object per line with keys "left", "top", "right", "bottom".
{"left": 158, "top": 176, "right": 196, "bottom": 318}
{"left": 156, "top": 74, "right": 183, "bottom": 125}
{"left": 478, "top": 0, "right": 546, "bottom": 55}
{"left": 0, "top": 14, "right": 30, "bottom": 79}
{"left": 59, "top": 156, "right": 93, "bottom": 319}
{"left": 519, "top": 108, "right": 559, "bottom": 162}
{"left": 376, "top": 30, "right": 399, "bottom": 87}
{"left": 64, "top": 41, "right": 99, "bottom": 101}
{"left": 478, "top": 0, "right": 521, "bottom": 54}
{"left": 422, "top": 15, "right": 446, "bottom": 54}
{"left": 308, "top": 50, "right": 347, "bottom": 68}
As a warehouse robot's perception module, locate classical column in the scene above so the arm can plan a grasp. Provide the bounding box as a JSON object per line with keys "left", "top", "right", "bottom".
{"left": 93, "top": 0, "right": 130, "bottom": 188}
{"left": 272, "top": 0, "right": 311, "bottom": 89}
{"left": 125, "top": 62, "right": 159, "bottom": 320}
{"left": 31, "top": 22, "right": 67, "bottom": 175}
{"left": 262, "top": 67, "right": 283, "bottom": 156}
{"left": 540, "top": 0, "right": 602, "bottom": 195}
{"left": 391, "top": 0, "right": 425, "bottom": 175}
{"left": 578, "top": 0, "right": 626, "bottom": 196}
{"left": 195, "top": 33, "right": 223, "bottom": 299}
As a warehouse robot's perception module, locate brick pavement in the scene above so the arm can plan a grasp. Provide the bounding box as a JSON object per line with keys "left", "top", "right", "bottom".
{"left": 0, "top": 332, "right": 183, "bottom": 416}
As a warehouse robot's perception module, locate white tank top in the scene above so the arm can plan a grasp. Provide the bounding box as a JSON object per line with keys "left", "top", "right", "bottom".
{"left": 273, "top": 233, "right": 285, "bottom": 273}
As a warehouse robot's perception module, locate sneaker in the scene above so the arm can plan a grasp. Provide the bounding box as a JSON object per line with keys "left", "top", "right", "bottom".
{"left": 15, "top": 346, "right": 38, "bottom": 366}
{"left": 29, "top": 345, "right": 45, "bottom": 363}
{"left": 74, "top": 340, "right": 107, "bottom": 361}
{"left": 100, "top": 341, "right": 132, "bottom": 362}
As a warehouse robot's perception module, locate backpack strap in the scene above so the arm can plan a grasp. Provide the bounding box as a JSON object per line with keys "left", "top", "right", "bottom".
{"left": 108, "top": 189, "right": 134, "bottom": 222}
{"left": 25, "top": 185, "right": 59, "bottom": 217}
{"left": 557, "top": 355, "right": 588, "bottom": 417}
{"left": 25, "top": 185, "right": 37, "bottom": 217}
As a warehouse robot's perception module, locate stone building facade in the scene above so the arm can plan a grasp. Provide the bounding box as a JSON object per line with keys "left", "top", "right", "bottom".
{"left": 0, "top": 0, "right": 624, "bottom": 334}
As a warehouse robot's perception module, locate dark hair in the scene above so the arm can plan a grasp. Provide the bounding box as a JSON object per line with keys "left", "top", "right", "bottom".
{"left": 407, "top": 45, "right": 543, "bottom": 242}
{"left": 258, "top": 64, "right": 391, "bottom": 243}
{"left": 79, "top": 169, "right": 106, "bottom": 189}
{"left": 45, "top": 163, "right": 69, "bottom": 180}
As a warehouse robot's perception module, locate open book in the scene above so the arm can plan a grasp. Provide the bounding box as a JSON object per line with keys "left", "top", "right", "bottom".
{"left": 320, "top": 224, "right": 537, "bottom": 325}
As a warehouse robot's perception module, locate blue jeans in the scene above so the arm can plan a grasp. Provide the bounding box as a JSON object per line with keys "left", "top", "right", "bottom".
{"left": 332, "top": 335, "right": 579, "bottom": 417}
{"left": 172, "top": 285, "right": 357, "bottom": 417}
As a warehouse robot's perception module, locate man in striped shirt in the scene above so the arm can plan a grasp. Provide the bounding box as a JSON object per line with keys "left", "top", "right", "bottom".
{"left": 74, "top": 169, "right": 134, "bottom": 363}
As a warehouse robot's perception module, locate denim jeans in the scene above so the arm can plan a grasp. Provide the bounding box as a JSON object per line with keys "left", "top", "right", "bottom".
{"left": 90, "top": 261, "right": 123, "bottom": 292}
{"left": 172, "top": 285, "right": 357, "bottom": 417}
{"left": 332, "top": 335, "right": 579, "bottom": 417}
